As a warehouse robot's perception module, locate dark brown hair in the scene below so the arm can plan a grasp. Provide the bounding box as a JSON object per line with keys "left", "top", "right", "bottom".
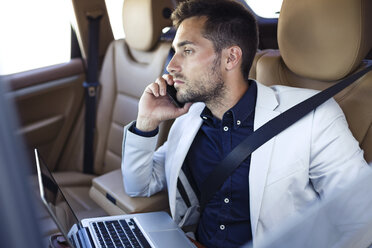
{"left": 171, "top": 0, "right": 258, "bottom": 81}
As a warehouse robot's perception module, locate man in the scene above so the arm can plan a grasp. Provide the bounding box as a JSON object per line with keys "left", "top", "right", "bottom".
{"left": 121, "top": 0, "right": 369, "bottom": 247}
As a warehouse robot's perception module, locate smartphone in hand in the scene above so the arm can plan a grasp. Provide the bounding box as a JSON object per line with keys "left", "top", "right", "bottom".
{"left": 166, "top": 84, "right": 184, "bottom": 108}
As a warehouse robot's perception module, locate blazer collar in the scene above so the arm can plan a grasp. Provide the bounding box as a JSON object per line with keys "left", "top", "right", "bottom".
{"left": 254, "top": 81, "right": 280, "bottom": 128}
{"left": 250, "top": 82, "right": 280, "bottom": 239}
{"left": 168, "top": 103, "right": 204, "bottom": 217}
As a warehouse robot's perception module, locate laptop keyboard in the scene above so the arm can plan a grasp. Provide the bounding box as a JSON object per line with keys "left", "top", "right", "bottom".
{"left": 92, "top": 218, "right": 151, "bottom": 248}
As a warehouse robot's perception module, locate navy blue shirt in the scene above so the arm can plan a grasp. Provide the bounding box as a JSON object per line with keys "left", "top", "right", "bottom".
{"left": 183, "top": 81, "right": 257, "bottom": 247}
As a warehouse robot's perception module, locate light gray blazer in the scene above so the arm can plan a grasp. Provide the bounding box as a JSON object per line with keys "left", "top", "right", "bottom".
{"left": 121, "top": 82, "right": 369, "bottom": 243}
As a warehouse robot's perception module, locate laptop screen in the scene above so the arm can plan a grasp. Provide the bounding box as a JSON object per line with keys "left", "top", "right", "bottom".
{"left": 35, "top": 149, "right": 80, "bottom": 239}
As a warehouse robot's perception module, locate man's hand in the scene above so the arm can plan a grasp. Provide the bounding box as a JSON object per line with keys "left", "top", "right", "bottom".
{"left": 136, "top": 74, "right": 192, "bottom": 132}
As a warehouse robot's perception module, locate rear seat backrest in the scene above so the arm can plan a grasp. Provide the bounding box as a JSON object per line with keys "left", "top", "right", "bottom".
{"left": 253, "top": 0, "right": 372, "bottom": 162}
{"left": 94, "top": 0, "right": 174, "bottom": 174}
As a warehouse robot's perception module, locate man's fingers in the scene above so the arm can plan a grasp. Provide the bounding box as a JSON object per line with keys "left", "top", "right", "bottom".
{"left": 152, "top": 75, "right": 175, "bottom": 97}
{"left": 155, "top": 77, "right": 168, "bottom": 96}
{"left": 162, "top": 74, "right": 174, "bottom": 86}
{"left": 146, "top": 83, "right": 160, "bottom": 97}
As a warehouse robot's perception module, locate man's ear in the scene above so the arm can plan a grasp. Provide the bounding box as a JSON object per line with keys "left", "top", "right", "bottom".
{"left": 224, "top": 46, "right": 242, "bottom": 71}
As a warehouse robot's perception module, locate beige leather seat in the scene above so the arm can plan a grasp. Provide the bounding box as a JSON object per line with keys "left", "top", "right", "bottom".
{"left": 252, "top": 0, "right": 372, "bottom": 162}
{"left": 95, "top": 0, "right": 174, "bottom": 174}
{"left": 88, "top": 0, "right": 174, "bottom": 215}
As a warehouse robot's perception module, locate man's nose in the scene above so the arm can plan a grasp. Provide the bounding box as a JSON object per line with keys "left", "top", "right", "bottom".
{"left": 166, "top": 55, "right": 181, "bottom": 74}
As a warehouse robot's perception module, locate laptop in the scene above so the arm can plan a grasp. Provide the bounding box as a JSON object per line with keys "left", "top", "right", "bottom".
{"left": 34, "top": 149, "right": 195, "bottom": 248}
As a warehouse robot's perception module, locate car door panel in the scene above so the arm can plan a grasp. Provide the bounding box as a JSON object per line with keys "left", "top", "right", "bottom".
{"left": 4, "top": 58, "right": 85, "bottom": 171}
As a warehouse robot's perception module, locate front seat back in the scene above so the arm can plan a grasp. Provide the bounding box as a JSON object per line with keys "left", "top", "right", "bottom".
{"left": 94, "top": 0, "right": 174, "bottom": 174}
{"left": 254, "top": 0, "right": 372, "bottom": 162}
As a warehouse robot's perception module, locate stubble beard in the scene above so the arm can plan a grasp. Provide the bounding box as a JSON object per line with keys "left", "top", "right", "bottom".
{"left": 174, "top": 55, "right": 227, "bottom": 106}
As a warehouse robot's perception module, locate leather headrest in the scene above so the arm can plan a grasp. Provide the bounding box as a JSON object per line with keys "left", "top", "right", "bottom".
{"left": 278, "top": 0, "right": 372, "bottom": 81}
{"left": 122, "top": 0, "right": 173, "bottom": 51}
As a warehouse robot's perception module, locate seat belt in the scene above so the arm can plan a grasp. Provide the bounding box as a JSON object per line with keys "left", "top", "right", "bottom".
{"left": 199, "top": 64, "right": 372, "bottom": 212}
{"left": 83, "top": 13, "right": 102, "bottom": 174}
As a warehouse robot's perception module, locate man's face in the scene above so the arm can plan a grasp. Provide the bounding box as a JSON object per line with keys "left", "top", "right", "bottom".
{"left": 167, "top": 16, "right": 226, "bottom": 105}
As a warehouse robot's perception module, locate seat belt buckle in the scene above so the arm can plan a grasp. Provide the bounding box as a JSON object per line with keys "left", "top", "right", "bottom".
{"left": 83, "top": 81, "right": 99, "bottom": 97}
{"left": 88, "top": 86, "right": 96, "bottom": 97}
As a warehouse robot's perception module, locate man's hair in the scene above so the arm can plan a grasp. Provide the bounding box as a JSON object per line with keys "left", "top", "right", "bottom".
{"left": 171, "top": 0, "right": 258, "bottom": 82}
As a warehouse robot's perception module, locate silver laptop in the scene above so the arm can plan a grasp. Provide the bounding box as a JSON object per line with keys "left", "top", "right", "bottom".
{"left": 35, "top": 149, "right": 195, "bottom": 248}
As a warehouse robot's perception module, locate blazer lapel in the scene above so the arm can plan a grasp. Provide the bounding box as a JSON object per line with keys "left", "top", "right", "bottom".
{"left": 168, "top": 103, "right": 204, "bottom": 217}
{"left": 250, "top": 82, "right": 280, "bottom": 238}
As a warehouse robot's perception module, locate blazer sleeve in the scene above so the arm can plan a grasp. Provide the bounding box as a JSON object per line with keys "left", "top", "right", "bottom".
{"left": 121, "top": 121, "right": 168, "bottom": 197}
{"left": 309, "top": 98, "right": 370, "bottom": 198}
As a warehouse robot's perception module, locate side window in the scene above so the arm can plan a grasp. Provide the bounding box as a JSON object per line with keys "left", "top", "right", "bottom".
{"left": 0, "top": 0, "right": 72, "bottom": 75}
{"left": 105, "top": 0, "right": 125, "bottom": 40}
{"left": 245, "top": 0, "right": 282, "bottom": 18}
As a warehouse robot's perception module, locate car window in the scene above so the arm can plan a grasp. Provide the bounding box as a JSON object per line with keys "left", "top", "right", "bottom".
{"left": 0, "top": 0, "right": 72, "bottom": 75}
{"left": 106, "top": 0, "right": 282, "bottom": 41}
{"left": 244, "top": 0, "right": 282, "bottom": 18}
{"left": 105, "top": 0, "right": 125, "bottom": 40}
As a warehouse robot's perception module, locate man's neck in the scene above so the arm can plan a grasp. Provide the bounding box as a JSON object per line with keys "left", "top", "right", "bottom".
{"left": 206, "top": 79, "right": 249, "bottom": 120}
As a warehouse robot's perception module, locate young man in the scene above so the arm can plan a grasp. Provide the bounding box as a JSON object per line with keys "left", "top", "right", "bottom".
{"left": 121, "top": 0, "right": 369, "bottom": 247}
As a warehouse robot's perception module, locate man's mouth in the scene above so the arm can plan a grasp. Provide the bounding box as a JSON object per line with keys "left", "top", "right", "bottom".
{"left": 173, "top": 79, "right": 185, "bottom": 87}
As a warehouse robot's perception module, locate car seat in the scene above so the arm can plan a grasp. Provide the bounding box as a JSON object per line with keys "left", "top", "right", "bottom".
{"left": 88, "top": 0, "right": 175, "bottom": 215}
{"left": 252, "top": 0, "right": 372, "bottom": 162}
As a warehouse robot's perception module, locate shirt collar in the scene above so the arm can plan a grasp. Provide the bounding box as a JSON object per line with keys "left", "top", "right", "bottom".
{"left": 200, "top": 107, "right": 215, "bottom": 126}
{"left": 200, "top": 80, "right": 257, "bottom": 129}
{"left": 229, "top": 80, "right": 257, "bottom": 129}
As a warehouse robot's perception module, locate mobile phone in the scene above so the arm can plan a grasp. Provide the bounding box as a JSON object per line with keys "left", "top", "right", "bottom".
{"left": 166, "top": 84, "right": 184, "bottom": 108}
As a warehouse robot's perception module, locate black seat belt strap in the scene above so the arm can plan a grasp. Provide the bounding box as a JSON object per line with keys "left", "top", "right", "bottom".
{"left": 83, "top": 13, "right": 102, "bottom": 174}
{"left": 200, "top": 64, "right": 372, "bottom": 212}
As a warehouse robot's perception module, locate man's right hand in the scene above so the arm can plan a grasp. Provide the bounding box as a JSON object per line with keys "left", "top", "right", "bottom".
{"left": 135, "top": 74, "right": 192, "bottom": 132}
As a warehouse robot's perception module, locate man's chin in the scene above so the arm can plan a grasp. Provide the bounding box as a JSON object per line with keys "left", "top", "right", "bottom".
{"left": 177, "top": 94, "right": 192, "bottom": 104}
{"left": 178, "top": 91, "right": 203, "bottom": 104}
{"left": 178, "top": 98, "right": 199, "bottom": 105}
{"left": 176, "top": 92, "right": 187, "bottom": 103}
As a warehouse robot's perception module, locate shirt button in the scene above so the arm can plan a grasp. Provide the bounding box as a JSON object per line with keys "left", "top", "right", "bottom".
{"left": 220, "top": 224, "right": 225, "bottom": 230}
{"left": 224, "top": 198, "right": 230, "bottom": 204}
{"left": 237, "top": 120, "right": 241, "bottom": 125}
{"left": 223, "top": 126, "right": 229, "bottom": 131}
{"left": 202, "top": 116, "right": 207, "bottom": 120}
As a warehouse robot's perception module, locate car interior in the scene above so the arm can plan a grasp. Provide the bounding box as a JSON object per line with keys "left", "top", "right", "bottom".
{"left": 1, "top": 0, "right": 371, "bottom": 246}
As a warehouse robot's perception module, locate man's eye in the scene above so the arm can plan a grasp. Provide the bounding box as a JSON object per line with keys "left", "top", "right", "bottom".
{"left": 184, "top": 49, "right": 192, "bottom": 55}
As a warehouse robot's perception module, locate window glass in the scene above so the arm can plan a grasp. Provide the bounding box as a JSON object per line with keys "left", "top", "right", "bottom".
{"left": 105, "top": 0, "right": 125, "bottom": 40}
{"left": 0, "top": 0, "right": 72, "bottom": 75}
{"left": 245, "top": 0, "right": 283, "bottom": 18}
{"left": 105, "top": 0, "right": 282, "bottom": 39}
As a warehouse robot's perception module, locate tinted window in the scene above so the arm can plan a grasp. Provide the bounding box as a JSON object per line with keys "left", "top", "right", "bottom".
{"left": 245, "top": 0, "right": 282, "bottom": 18}
{"left": 0, "top": 0, "right": 72, "bottom": 75}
